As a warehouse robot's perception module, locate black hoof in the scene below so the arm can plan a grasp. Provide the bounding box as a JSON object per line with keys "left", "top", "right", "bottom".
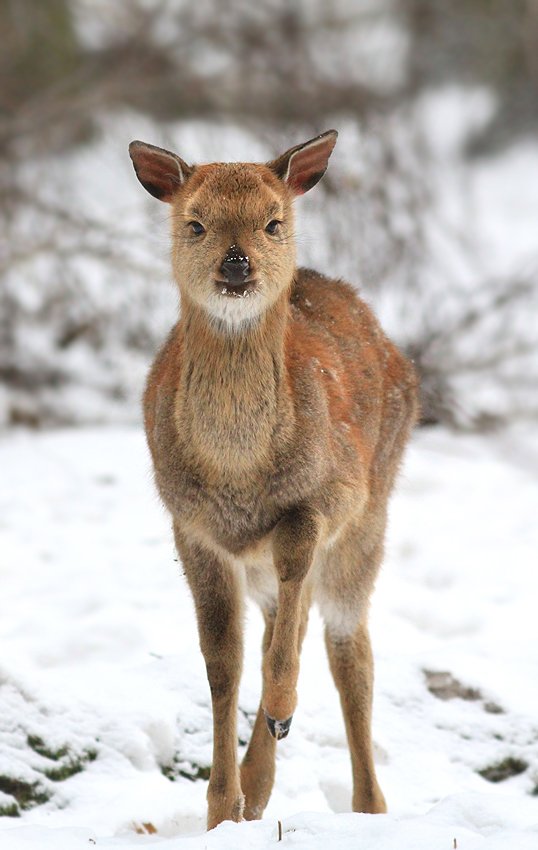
{"left": 264, "top": 712, "right": 293, "bottom": 740}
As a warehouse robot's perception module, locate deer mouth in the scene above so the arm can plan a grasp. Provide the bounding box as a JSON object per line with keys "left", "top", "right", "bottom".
{"left": 215, "top": 279, "right": 258, "bottom": 298}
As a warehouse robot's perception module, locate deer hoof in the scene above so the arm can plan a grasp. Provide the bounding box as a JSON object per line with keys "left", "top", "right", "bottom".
{"left": 264, "top": 712, "right": 293, "bottom": 740}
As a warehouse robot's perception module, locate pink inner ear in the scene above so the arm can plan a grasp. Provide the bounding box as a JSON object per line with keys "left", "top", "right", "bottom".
{"left": 287, "top": 141, "right": 332, "bottom": 195}
{"left": 133, "top": 149, "right": 182, "bottom": 201}
{"left": 143, "top": 153, "right": 177, "bottom": 180}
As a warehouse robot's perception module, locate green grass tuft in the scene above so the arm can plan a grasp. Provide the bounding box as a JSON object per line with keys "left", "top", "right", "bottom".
{"left": 161, "top": 760, "right": 211, "bottom": 783}
{"left": 0, "top": 801, "right": 20, "bottom": 817}
{"left": 0, "top": 776, "right": 51, "bottom": 810}
{"left": 27, "top": 734, "right": 69, "bottom": 761}
{"left": 479, "top": 757, "right": 528, "bottom": 783}
{"left": 44, "top": 748, "right": 98, "bottom": 782}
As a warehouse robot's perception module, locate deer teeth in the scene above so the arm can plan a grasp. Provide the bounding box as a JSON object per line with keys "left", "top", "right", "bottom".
{"left": 219, "top": 286, "right": 253, "bottom": 298}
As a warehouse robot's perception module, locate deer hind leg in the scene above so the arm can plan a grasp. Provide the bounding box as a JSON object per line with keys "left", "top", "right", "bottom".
{"left": 174, "top": 526, "right": 245, "bottom": 830}
{"left": 323, "top": 378, "right": 416, "bottom": 815}
{"left": 319, "top": 526, "right": 387, "bottom": 814}
{"left": 261, "top": 506, "right": 320, "bottom": 738}
{"left": 241, "top": 598, "right": 310, "bottom": 820}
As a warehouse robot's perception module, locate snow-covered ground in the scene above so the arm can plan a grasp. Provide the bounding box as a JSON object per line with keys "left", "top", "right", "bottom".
{"left": 1, "top": 425, "right": 537, "bottom": 848}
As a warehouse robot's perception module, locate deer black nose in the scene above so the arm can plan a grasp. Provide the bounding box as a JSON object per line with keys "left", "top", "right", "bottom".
{"left": 220, "top": 245, "right": 250, "bottom": 284}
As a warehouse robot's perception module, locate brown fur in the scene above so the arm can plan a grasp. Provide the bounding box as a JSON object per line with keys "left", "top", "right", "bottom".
{"left": 129, "top": 132, "right": 419, "bottom": 830}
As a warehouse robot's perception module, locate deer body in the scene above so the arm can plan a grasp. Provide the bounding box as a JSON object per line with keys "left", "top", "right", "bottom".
{"left": 130, "top": 133, "right": 418, "bottom": 829}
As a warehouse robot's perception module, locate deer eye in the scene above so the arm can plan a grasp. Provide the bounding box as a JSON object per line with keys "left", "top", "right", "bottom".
{"left": 265, "top": 219, "right": 281, "bottom": 235}
{"left": 188, "top": 221, "right": 205, "bottom": 235}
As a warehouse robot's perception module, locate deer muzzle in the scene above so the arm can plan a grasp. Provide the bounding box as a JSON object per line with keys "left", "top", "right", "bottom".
{"left": 217, "top": 245, "right": 258, "bottom": 297}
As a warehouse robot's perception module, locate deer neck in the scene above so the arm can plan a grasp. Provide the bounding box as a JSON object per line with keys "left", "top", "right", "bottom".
{"left": 176, "top": 292, "right": 292, "bottom": 479}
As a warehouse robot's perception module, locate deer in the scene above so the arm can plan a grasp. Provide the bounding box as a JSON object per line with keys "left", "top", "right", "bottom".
{"left": 128, "top": 130, "right": 419, "bottom": 830}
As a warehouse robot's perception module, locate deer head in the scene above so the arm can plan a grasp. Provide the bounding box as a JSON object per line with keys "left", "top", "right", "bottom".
{"left": 129, "top": 131, "right": 338, "bottom": 330}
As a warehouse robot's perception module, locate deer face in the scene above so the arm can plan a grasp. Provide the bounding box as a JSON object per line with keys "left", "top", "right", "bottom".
{"left": 169, "top": 162, "right": 296, "bottom": 329}
{"left": 129, "top": 131, "right": 337, "bottom": 330}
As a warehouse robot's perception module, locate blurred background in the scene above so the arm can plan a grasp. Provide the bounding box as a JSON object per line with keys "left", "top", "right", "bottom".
{"left": 1, "top": 3, "right": 538, "bottom": 832}
{"left": 1, "top": 0, "right": 537, "bottom": 432}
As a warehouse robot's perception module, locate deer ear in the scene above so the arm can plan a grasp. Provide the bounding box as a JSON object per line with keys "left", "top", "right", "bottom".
{"left": 128, "top": 140, "right": 193, "bottom": 202}
{"left": 268, "top": 130, "right": 338, "bottom": 196}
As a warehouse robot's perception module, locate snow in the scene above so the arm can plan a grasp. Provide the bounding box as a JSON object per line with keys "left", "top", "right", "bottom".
{"left": 1, "top": 424, "right": 537, "bottom": 848}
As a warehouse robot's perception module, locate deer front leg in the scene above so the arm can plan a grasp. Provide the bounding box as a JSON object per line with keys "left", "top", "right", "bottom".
{"left": 240, "top": 610, "right": 277, "bottom": 820}
{"left": 262, "top": 506, "right": 320, "bottom": 738}
{"left": 174, "top": 527, "right": 244, "bottom": 830}
{"left": 242, "top": 599, "right": 310, "bottom": 819}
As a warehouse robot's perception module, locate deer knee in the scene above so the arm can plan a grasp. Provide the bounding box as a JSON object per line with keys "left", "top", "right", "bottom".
{"left": 205, "top": 659, "right": 241, "bottom": 700}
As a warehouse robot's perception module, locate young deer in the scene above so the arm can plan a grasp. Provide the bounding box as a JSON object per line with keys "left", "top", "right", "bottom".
{"left": 129, "top": 130, "right": 418, "bottom": 830}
